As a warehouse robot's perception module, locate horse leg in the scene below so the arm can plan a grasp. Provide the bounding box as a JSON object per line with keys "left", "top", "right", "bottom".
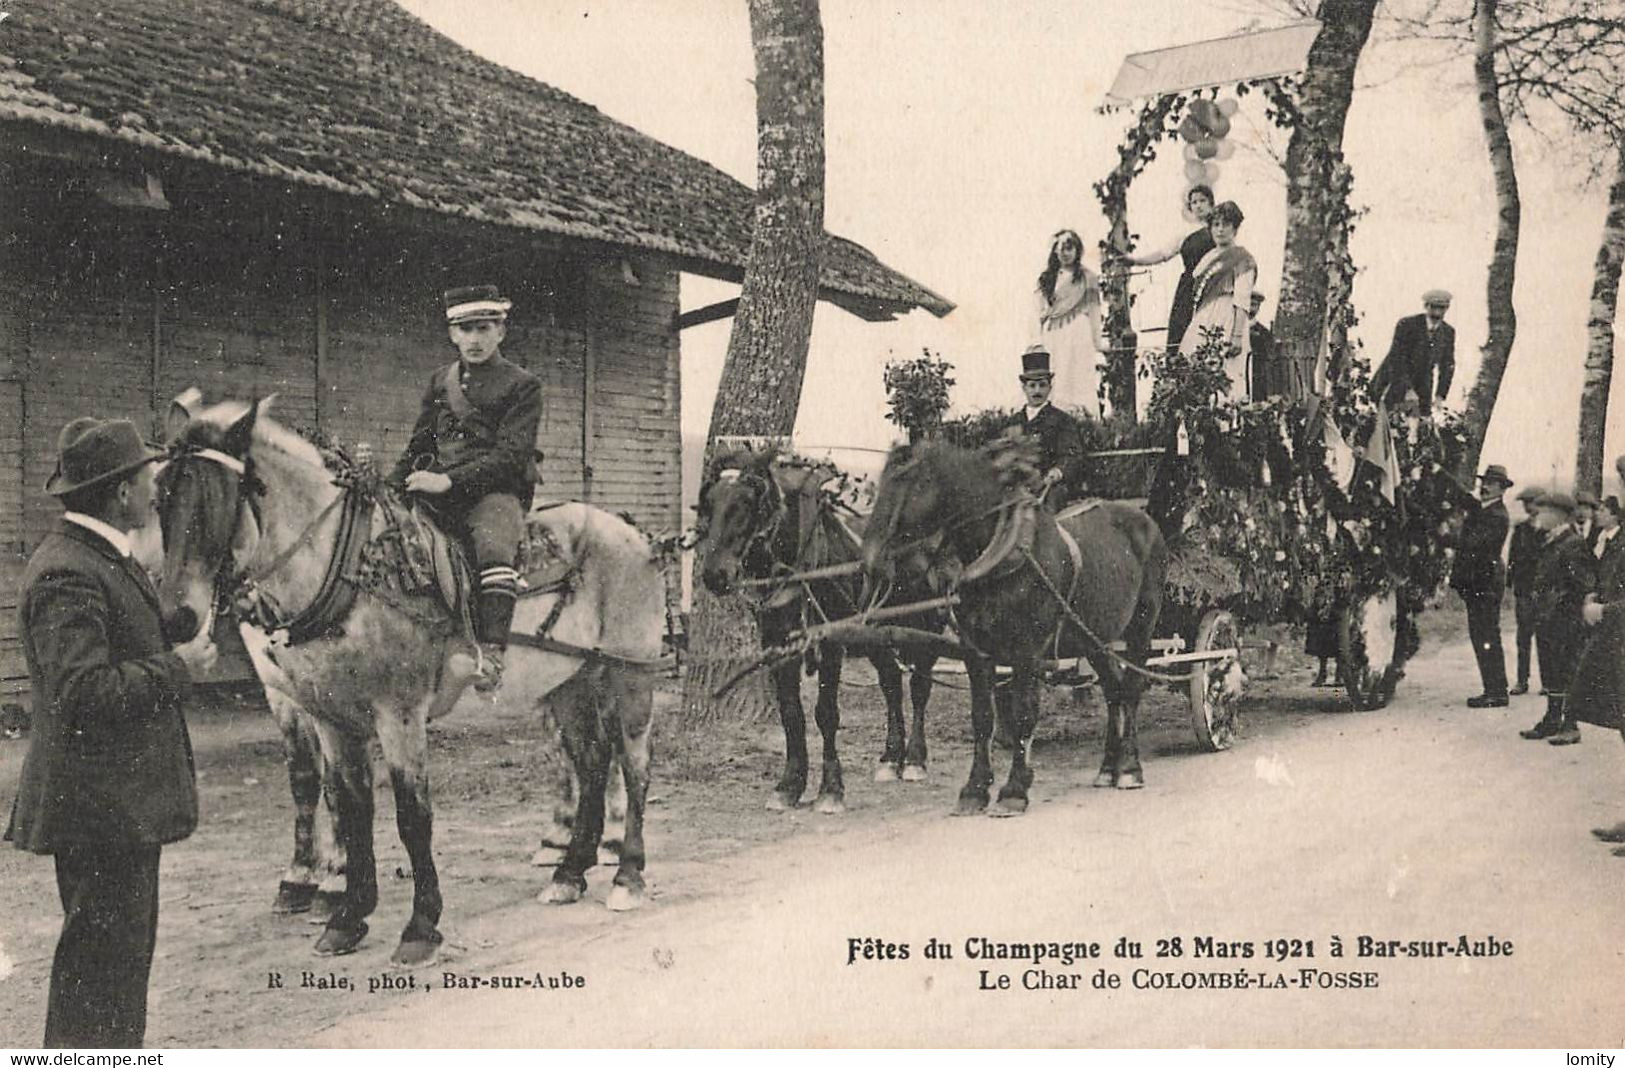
{"left": 902, "top": 654, "right": 936, "bottom": 781}
{"left": 270, "top": 695, "right": 320, "bottom": 915}
{"left": 813, "top": 651, "right": 846, "bottom": 815}
{"left": 767, "top": 657, "right": 809, "bottom": 811}
{"left": 871, "top": 651, "right": 906, "bottom": 782}
{"left": 1092, "top": 658, "right": 1124, "bottom": 788}
{"left": 600, "top": 760, "right": 628, "bottom": 865}
{"left": 529, "top": 700, "right": 575, "bottom": 867}
{"left": 993, "top": 662, "right": 1040, "bottom": 816}
{"left": 542, "top": 671, "right": 611, "bottom": 906}
{"left": 605, "top": 669, "right": 654, "bottom": 912}
{"left": 374, "top": 701, "right": 443, "bottom": 965}
{"left": 313, "top": 728, "right": 378, "bottom": 957}
{"left": 956, "top": 655, "right": 996, "bottom": 816}
{"left": 1112, "top": 580, "right": 1160, "bottom": 791}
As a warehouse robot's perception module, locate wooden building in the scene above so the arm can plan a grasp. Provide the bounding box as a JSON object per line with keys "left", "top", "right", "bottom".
{"left": 0, "top": 0, "right": 952, "bottom": 700}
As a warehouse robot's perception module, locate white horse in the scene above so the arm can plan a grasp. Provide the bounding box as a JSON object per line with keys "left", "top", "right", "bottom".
{"left": 155, "top": 394, "right": 664, "bottom": 964}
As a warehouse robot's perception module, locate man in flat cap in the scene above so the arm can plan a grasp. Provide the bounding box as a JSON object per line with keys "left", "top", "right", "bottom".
{"left": 1520, "top": 491, "right": 1596, "bottom": 744}
{"left": 1004, "top": 345, "right": 1084, "bottom": 508}
{"left": 1506, "top": 485, "right": 1544, "bottom": 696}
{"left": 1574, "top": 488, "right": 1599, "bottom": 551}
{"left": 392, "top": 285, "right": 542, "bottom": 691}
{"left": 1453, "top": 464, "right": 1513, "bottom": 707}
{"left": 7, "top": 417, "right": 218, "bottom": 1047}
{"left": 1371, "top": 290, "right": 1455, "bottom": 417}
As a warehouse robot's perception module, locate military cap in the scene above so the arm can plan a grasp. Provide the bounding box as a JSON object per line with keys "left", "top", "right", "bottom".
{"left": 444, "top": 284, "right": 512, "bottom": 324}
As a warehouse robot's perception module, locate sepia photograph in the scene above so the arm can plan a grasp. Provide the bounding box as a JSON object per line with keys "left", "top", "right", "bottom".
{"left": 1, "top": 0, "right": 1623, "bottom": 1051}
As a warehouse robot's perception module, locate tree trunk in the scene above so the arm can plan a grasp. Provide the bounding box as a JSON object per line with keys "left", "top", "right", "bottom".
{"left": 681, "top": 0, "right": 825, "bottom": 725}
{"left": 1574, "top": 143, "right": 1625, "bottom": 495}
{"left": 1272, "top": 0, "right": 1377, "bottom": 397}
{"left": 1459, "top": 0, "right": 1521, "bottom": 476}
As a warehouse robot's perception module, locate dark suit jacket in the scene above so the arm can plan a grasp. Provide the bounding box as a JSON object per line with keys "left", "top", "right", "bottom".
{"left": 1533, "top": 527, "right": 1597, "bottom": 633}
{"left": 1249, "top": 321, "right": 1276, "bottom": 398}
{"left": 1450, "top": 499, "right": 1509, "bottom": 598}
{"left": 1007, "top": 404, "right": 1083, "bottom": 495}
{"left": 1506, "top": 518, "right": 1541, "bottom": 599}
{"left": 1371, "top": 314, "right": 1455, "bottom": 413}
{"left": 392, "top": 352, "right": 543, "bottom": 509}
{"left": 7, "top": 520, "right": 196, "bottom": 854}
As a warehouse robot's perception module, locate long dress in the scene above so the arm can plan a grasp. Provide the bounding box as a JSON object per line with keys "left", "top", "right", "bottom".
{"left": 1165, "top": 228, "right": 1216, "bottom": 351}
{"left": 1035, "top": 267, "right": 1104, "bottom": 418}
{"left": 1179, "top": 244, "right": 1257, "bottom": 401}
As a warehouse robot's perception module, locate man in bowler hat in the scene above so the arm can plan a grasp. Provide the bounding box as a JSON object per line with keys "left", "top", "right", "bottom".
{"left": 1506, "top": 485, "right": 1544, "bottom": 695}
{"left": 1371, "top": 289, "right": 1455, "bottom": 416}
{"left": 1519, "top": 491, "right": 1596, "bottom": 745}
{"left": 7, "top": 417, "right": 217, "bottom": 1047}
{"left": 392, "top": 284, "right": 542, "bottom": 692}
{"left": 1005, "top": 345, "right": 1084, "bottom": 507}
{"left": 1453, "top": 464, "right": 1513, "bottom": 706}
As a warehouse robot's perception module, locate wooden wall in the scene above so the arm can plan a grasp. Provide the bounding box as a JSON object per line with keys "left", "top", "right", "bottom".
{"left": 0, "top": 149, "right": 682, "bottom": 702}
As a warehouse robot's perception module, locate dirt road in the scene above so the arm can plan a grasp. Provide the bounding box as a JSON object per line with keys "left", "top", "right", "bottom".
{"left": 3, "top": 620, "right": 1623, "bottom": 1048}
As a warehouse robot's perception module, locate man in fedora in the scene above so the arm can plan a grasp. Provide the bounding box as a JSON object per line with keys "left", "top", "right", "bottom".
{"left": 1453, "top": 463, "right": 1514, "bottom": 707}
{"left": 7, "top": 417, "right": 217, "bottom": 1047}
{"left": 1520, "top": 491, "right": 1596, "bottom": 744}
{"left": 1506, "top": 484, "right": 1545, "bottom": 696}
{"left": 392, "top": 285, "right": 542, "bottom": 692}
{"left": 1004, "top": 345, "right": 1083, "bottom": 508}
{"left": 1371, "top": 289, "right": 1455, "bottom": 417}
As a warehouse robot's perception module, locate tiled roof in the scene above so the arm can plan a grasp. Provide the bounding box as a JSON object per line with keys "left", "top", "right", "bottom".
{"left": 0, "top": 0, "right": 952, "bottom": 319}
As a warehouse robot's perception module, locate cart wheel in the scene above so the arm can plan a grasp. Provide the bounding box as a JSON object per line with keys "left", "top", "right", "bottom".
{"left": 1340, "top": 589, "right": 1401, "bottom": 711}
{"left": 1189, "top": 609, "right": 1242, "bottom": 751}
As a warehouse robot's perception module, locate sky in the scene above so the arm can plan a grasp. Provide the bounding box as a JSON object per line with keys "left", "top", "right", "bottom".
{"left": 396, "top": 0, "right": 1622, "bottom": 501}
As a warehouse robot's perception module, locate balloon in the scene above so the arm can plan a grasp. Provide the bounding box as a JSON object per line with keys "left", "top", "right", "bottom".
{"left": 1184, "top": 159, "right": 1210, "bottom": 182}
{"left": 1179, "top": 115, "right": 1204, "bottom": 142}
{"left": 1195, "top": 138, "right": 1219, "bottom": 160}
{"left": 1217, "top": 98, "right": 1239, "bottom": 117}
{"left": 1208, "top": 113, "right": 1232, "bottom": 139}
{"left": 1189, "top": 99, "right": 1220, "bottom": 127}
{"left": 1212, "top": 140, "right": 1236, "bottom": 161}
{"left": 1183, "top": 143, "right": 1202, "bottom": 162}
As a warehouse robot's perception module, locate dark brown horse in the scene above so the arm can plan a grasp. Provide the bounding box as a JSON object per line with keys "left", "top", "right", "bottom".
{"left": 861, "top": 440, "right": 1166, "bottom": 814}
{"left": 697, "top": 449, "right": 941, "bottom": 811}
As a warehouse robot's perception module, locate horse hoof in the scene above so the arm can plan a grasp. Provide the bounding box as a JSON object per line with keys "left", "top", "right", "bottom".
{"left": 606, "top": 884, "right": 645, "bottom": 912}
{"left": 307, "top": 890, "right": 344, "bottom": 923}
{"left": 815, "top": 795, "right": 846, "bottom": 816}
{"left": 765, "top": 792, "right": 798, "bottom": 812}
{"left": 390, "top": 937, "right": 441, "bottom": 967}
{"left": 901, "top": 764, "right": 927, "bottom": 782}
{"left": 991, "top": 796, "right": 1028, "bottom": 817}
{"left": 874, "top": 764, "right": 899, "bottom": 783}
{"left": 313, "top": 921, "right": 368, "bottom": 957}
{"left": 953, "top": 795, "right": 989, "bottom": 817}
{"left": 272, "top": 881, "right": 316, "bottom": 915}
{"left": 1093, "top": 771, "right": 1117, "bottom": 789}
{"left": 1117, "top": 773, "right": 1145, "bottom": 791}
{"left": 540, "top": 880, "right": 584, "bottom": 906}
{"left": 529, "top": 846, "right": 565, "bottom": 867}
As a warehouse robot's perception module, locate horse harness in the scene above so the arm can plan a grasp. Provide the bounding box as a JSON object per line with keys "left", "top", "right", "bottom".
{"left": 173, "top": 448, "right": 670, "bottom": 672}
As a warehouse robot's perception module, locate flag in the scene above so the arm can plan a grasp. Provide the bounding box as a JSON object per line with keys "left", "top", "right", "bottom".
{"left": 1364, "top": 401, "right": 1402, "bottom": 506}
{"left": 1306, "top": 396, "right": 1357, "bottom": 488}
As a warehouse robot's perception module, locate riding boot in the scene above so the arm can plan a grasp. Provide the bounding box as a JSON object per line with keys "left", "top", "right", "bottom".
{"left": 1519, "top": 695, "right": 1564, "bottom": 740}
{"left": 473, "top": 569, "right": 518, "bottom": 693}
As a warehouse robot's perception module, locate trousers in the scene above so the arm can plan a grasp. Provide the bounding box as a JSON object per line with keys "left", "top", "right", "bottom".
{"left": 1463, "top": 590, "right": 1508, "bottom": 697}
{"left": 46, "top": 843, "right": 162, "bottom": 1048}
{"left": 1513, "top": 593, "right": 1537, "bottom": 686}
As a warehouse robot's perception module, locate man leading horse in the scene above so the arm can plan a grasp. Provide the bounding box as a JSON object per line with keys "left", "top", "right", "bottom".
{"left": 391, "top": 284, "right": 542, "bottom": 691}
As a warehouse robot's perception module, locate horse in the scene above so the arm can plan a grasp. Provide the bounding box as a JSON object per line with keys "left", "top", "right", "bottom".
{"left": 696, "top": 448, "right": 942, "bottom": 812}
{"left": 860, "top": 440, "right": 1166, "bottom": 814}
{"left": 154, "top": 393, "right": 665, "bottom": 964}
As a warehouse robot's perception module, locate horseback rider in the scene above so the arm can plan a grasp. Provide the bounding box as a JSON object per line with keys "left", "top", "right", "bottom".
{"left": 1006, "top": 345, "right": 1084, "bottom": 508}
{"left": 391, "top": 285, "right": 542, "bottom": 691}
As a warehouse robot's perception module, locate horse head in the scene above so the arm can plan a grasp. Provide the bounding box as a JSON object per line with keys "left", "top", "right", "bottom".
{"left": 154, "top": 391, "right": 270, "bottom": 642}
{"left": 695, "top": 447, "right": 784, "bottom": 595}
